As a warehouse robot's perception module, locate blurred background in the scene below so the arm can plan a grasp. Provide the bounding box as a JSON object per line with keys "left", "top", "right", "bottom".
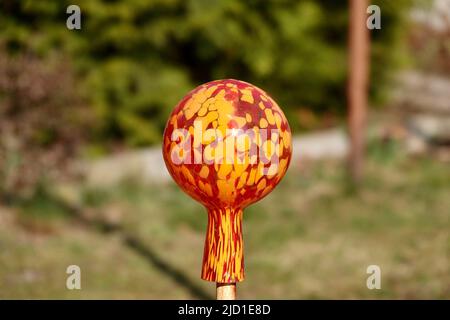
{"left": 0, "top": 0, "right": 449, "bottom": 299}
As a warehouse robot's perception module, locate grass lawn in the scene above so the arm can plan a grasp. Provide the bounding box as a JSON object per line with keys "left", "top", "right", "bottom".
{"left": 1, "top": 144, "right": 449, "bottom": 299}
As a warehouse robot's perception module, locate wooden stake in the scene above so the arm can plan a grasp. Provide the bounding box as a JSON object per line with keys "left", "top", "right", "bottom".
{"left": 348, "top": 0, "right": 370, "bottom": 184}
{"left": 216, "top": 283, "right": 236, "bottom": 300}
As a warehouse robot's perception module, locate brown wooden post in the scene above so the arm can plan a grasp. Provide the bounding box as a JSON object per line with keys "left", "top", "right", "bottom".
{"left": 348, "top": 0, "right": 370, "bottom": 183}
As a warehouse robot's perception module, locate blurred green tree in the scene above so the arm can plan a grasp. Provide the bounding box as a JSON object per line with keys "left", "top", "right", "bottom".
{"left": 0, "top": 0, "right": 411, "bottom": 149}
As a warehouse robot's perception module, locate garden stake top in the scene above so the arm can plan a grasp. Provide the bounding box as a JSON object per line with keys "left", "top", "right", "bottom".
{"left": 163, "top": 79, "right": 292, "bottom": 299}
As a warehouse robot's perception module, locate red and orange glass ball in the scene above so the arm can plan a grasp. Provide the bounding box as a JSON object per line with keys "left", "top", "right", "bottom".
{"left": 162, "top": 79, "right": 292, "bottom": 283}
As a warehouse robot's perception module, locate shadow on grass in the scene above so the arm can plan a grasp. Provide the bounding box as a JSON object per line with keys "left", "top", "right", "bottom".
{"left": 80, "top": 212, "right": 213, "bottom": 299}
{"left": 123, "top": 235, "right": 212, "bottom": 299}
{"left": 6, "top": 191, "right": 212, "bottom": 300}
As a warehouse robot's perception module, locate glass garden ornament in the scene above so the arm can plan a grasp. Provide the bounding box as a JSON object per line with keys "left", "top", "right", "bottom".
{"left": 162, "top": 79, "right": 292, "bottom": 299}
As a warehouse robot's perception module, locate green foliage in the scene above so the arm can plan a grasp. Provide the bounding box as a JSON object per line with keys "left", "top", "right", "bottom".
{"left": 0, "top": 0, "right": 412, "bottom": 147}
